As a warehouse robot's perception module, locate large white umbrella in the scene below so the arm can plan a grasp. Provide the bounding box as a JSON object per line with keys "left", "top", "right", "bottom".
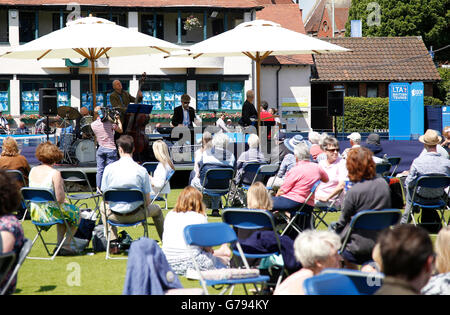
{"left": 0, "top": 16, "right": 185, "bottom": 107}
{"left": 177, "top": 20, "right": 350, "bottom": 129}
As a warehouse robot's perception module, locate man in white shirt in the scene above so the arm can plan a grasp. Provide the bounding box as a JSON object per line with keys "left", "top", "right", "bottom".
{"left": 100, "top": 135, "right": 164, "bottom": 253}
{"left": 0, "top": 111, "right": 10, "bottom": 134}
{"left": 216, "top": 112, "right": 230, "bottom": 133}
{"left": 342, "top": 132, "right": 361, "bottom": 159}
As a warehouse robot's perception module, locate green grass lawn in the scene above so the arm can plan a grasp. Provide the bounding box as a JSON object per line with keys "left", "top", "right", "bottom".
{"left": 13, "top": 189, "right": 446, "bottom": 295}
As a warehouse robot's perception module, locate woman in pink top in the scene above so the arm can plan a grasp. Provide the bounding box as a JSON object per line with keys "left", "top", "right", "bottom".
{"left": 272, "top": 142, "right": 328, "bottom": 230}
{"left": 314, "top": 137, "right": 347, "bottom": 209}
{"left": 274, "top": 230, "right": 342, "bottom": 295}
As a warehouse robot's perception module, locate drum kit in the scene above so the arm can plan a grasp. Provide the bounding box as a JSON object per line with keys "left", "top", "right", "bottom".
{"left": 56, "top": 106, "right": 96, "bottom": 165}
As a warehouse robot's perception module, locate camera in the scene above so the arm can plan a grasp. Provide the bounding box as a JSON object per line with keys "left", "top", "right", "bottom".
{"left": 98, "top": 107, "right": 121, "bottom": 123}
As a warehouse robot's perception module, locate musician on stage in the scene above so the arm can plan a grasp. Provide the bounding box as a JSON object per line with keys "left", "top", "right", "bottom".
{"left": 110, "top": 80, "right": 142, "bottom": 116}
{"left": 91, "top": 106, "right": 123, "bottom": 193}
{"left": 170, "top": 94, "right": 196, "bottom": 128}
{"left": 239, "top": 90, "right": 257, "bottom": 128}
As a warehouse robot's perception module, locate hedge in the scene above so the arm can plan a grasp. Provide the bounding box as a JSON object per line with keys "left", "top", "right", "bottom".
{"left": 336, "top": 96, "right": 444, "bottom": 132}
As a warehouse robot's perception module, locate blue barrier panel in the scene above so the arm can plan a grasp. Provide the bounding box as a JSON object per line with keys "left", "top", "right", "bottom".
{"left": 389, "top": 82, "right": 411, "bottom": 140}
{"left": 410, "top": 82, "right": 424, "bottom": 139}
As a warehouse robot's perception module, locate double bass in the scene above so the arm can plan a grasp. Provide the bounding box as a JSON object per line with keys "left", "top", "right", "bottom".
{"left": 124, "top": 73, "right": 150, "bottom": 162}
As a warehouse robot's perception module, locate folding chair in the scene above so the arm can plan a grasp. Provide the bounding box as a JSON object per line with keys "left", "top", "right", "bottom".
{"left": 313, "top": 199, "right": 341, "bottom": 229}
{"left": 375, "top": 162, "right": 392, "bottom": 179}
{"left": 142, "top": 162, "right": 158, "bottom": 175}
{"left": 303, "top": 273, "right": 361, "bottom": 295}
{"left": 257, "top": 164, "right": 280, "bottom": 192}
{"left": 201, "top": 168, "right": 235, "bottom": 210}
{"left": 21, "top": 187, "right": 78, "bottom": 260}
{"left": 387, "top": 157, "right": 401, "bottom": 177}
{"left": 280, "top": 180, "right": 321, "bottom": 236}
{"left": 0, "top": 251, "right": 15, "bottom": 289}
{"left": 228, "top": 163, "right": 262, "bottom": 207}
{"left": 6, "top": 170, "right": 28, "bottom": 222}
{"left": 222, "top": 208, "right": 286, "bottom": 290}
{"left": 149, "top": 169, "right": 175, "bottom": 211}
{"left": 320, "top": 268, "right": 384, "bottom": 295}
{"left": 183, "top": 222, "right": 270, "bottom": 295}
{"left": 103, "top": 189, "right": 149, "bottom": 260}
{"left": 59, "top": 170, "right": 101, "bottom": 216}
{"left": 340, "top": 209, "right": 402, "bottom": 258}
{"left": 1, "top": 238, "right": 33, "bottom": 295}
{"left": 409, "top": 175, "right": 450, "bottom": 227}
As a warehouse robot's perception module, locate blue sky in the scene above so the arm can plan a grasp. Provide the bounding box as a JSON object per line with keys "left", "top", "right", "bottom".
{"left": 299, "top": 0, "right": 317, "bottom": 21}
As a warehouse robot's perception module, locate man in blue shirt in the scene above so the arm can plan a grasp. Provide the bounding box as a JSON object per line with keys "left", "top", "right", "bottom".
{"left": 100, "top": 135, "right": 164, "bottom": 253}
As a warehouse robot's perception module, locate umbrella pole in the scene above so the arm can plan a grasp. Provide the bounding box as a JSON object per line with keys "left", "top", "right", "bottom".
{"left": 90, "top": 57, "right": 97, "bottom": 108}
{"left": 256, "top": 55, "right": 261, "bottom": 135}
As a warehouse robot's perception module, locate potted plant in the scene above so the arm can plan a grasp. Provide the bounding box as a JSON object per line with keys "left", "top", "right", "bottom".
{"left": 20, "top": 113, "right": 41, "bottom": 123}
{"left": 184, "top": 15, "right": 202, "bottom": 31}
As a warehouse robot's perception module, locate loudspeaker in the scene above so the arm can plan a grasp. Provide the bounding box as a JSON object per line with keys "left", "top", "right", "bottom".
{"left": 39, "top": 88, "right": 58, "bottom": 116}
{"left": 327, "top": 90, "right": 344, "bottom": 116}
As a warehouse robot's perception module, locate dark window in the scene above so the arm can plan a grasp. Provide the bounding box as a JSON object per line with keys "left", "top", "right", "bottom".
{"left": 0, "top": 10, "right": 8, "bottom": 42}
{"left": 175, "top": 18, "right": 187, "bottom": 36}
{"left": 52, "top": 13, "right": 69, "bottom": 31}
{"left": 19, "top": 12, "right": 36, "bottom": 43}
{"left": 97, "top": 13, "right": 127, "bottom": 27}
{"left": 367, "top": 84, "right": 378, "bottom": 98}
{"left": 141, "top": 14, "right": 164, "bottom": 39}
{"left": 212, "top": 19, "right": 224, "bottom": 36}
{"left": 347, "top": 83, "right": 359, "bottom": 97}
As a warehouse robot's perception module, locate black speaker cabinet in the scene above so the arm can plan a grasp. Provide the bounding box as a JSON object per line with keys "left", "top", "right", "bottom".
{"left": 327, "top": 90, "right": 344, "bottom": 116}
{"left": 39, "top": 88, "right": 58, "bottom": 116}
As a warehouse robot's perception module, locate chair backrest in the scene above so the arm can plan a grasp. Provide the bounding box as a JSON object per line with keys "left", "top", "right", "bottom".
{"left": 142, "top": 162, "right": 159, "bottom": 175}
{"left": 102, "top": 189, "right": 145, "bottom": 204}
{"left": 349, "top": 209, "right": 402, "bottom": 230}
{"left": 414, "top": 175, "right": 450, "bottom": 189}
{"left": 59, "top": 170, "right": 94, "bottom": 192}
{"left": 241, "top": 162, "right": 263, "bottom": 185}
{"left": 257, "top": 164, "right": 279, "bottom": 177}
{"left": 6, "top": 170, "right": 26, "bottom": 186}
{"left": 303, "top": 180, "right": 321, "bottom": 205}
{"left": 222, "top": 208, "right": 275, "bottom": 230}
{"left": 320, "top": 268, "right": 384, "bottom": 295}
{"left": 21, "top": 187, "right": 57, "bottom": 203}
{"left": 202, "top": 168, "right": 235, "bottom": 190}
{"left": 183, "top": 222, "right": 237, "bottom": 248}
{"left": 387, "top": 157, "right": 401, "bottom": 167}
{"left": 0, "top": 251, "right": 16, "bottom": 285}
{"left": 375, "top": 163, "right": 392, "bottom": 176}
{"left": 303, "top": 273, "right": 360, "bottom": 295}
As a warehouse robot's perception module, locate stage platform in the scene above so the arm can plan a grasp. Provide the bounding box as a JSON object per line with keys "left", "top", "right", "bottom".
{"left": 51, "top": 162, "right": 195, "bottom": 174}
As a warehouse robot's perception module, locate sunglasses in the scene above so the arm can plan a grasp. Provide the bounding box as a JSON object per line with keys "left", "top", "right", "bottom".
{"left": 326, "top": 148, "right": 339, "bottom": 152}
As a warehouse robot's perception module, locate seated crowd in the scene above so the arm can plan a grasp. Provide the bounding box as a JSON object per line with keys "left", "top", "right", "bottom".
{"left": 1, "top": 126, "right": 450, "bottom": 296}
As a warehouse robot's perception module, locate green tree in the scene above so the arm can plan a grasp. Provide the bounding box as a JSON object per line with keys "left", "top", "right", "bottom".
{"left": 345, "top": 0, "right": 449, "bottom": 62}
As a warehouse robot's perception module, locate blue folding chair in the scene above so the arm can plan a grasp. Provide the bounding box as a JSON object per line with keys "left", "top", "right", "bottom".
{"left": 409, "top": 175, "right": 450, "bottom": 227}
{"left": 0, "top": 251, "right": 15, "bottom": 290}
{"left": 102, "top": 189, "right": 148, "bottom": 260}
{"left": 142, "top": 162, "right": 158, "bottom": 175}
{"left": 303, "top": 273, "right": 361, "bottom": 295}
{"left": 183, "top": 222, "right": 270, "bottom": 295}
{"left": 376, "top": 162, "right": 392, "bottom": 179}
{"left": 21, "top": 187, "right": 77, "bottom": 260}
{"left": 1, "top": 238, "right": 33, "bottom": 295}
{"left": 6, "top": 170, "right": 28, "bottom": 222}
{"left": 313, "top": 202, "right": 341, "bottom": 229}
{"left": 257, "top": 164, "right": 280, "bottom": 192}
{"left": 60, "top": 170, "right": 102, "bottom": 216}
{"left": 387, "top": 157, "right": 401, "bottom": 177}
{"left": 340, "top": 209, "right": 402, "bottom": 259}
{"left": 228, "top": 163, "right": 263, "bottom": 207}
{"left": 280, "top": 180, "right": 322, "bottom": 236}
{"left": 222, "top": 208, "right": 286, "bottom": 289}
{"left": 320, "top": 268, "right": 384, "bottom": 295}
{"left": 149, "top": 168, "right": 175, "bottom": 210}
{"left": 201, "top": 167, "right": 235, "bottom": 211}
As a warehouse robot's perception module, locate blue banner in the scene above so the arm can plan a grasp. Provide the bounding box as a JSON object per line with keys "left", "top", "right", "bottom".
{"left": 389, "top": 83, "right": 411, "bottom": 140}
{"left": 410, "top": 82, "right": 424, "bottom": 139}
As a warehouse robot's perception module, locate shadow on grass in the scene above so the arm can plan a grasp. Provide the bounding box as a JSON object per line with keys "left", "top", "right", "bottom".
{"left": 36, "top": 285, "right": 57, "bottom": 293}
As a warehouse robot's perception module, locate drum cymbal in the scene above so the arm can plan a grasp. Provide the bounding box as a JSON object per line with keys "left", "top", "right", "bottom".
{"left": 57, "top": 106, "right": 81, "bottom": 120}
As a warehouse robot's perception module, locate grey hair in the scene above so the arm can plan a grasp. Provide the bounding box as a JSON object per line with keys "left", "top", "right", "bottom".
{"left": 247, "top": 134, "right": 260, "bottom": 149}
{"left": 294, "top": 230, "right": 341, "bottom": 268}
{"left": 294, "top": 142, "right": 310, "bottom": 161}
{"left": 319, "top": 132, "right": 329, "bottom": 146}
{"left": 308, "top": 131, "right": 321, "bottom": 144}
{"left": 212, "top": 132, "right": 230, "bottom": 149}
{"left": 320, "top": 136, "right": 339, "bottom": 150}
